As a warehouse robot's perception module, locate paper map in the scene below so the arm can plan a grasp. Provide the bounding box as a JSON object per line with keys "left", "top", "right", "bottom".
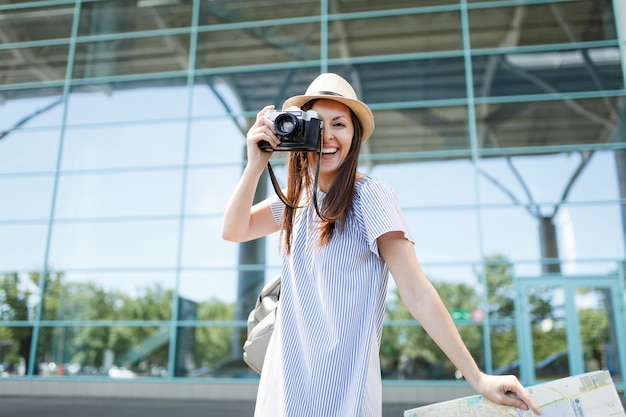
{"left": 404, "top": 370, "right": 625, "bottom": 417}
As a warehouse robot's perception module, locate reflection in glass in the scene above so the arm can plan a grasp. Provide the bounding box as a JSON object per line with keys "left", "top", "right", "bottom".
{"left": 329, "top": 11, "right": 461, "bottom": 58}
{"left": 48, "top": 220, "right": 180, "bottom": 269}
{"left": 199, "top": 0, "right": 319, "bottom": 23}
{"left": 0, "top": 129, "right": 61, "bottom": 174}
{"left": 404, "top": 208, "right": 481, "bottom": 263}
{"left": 0, "top": 225, "right": 49, "bottom": 271}
{"left": 473, "top": 47, "right": 622, "bottom": 97}
{"left": 35, "top": 326, "right": 170, "bottom": 378}
{"left": 178, "top": 326, "right": 258, "bottom": 379}
{"left": 365, "top": 106, "right": 469, "bottom": 156}
{"left": 384, "top": 277, "right": 485, "bottom": 380}
{"left": 371, "top": 159, "right": 475, "bottom": 207}
{"left": 185, "top": 166, "right": 242, "bottom": 215}
{"left": 196, "top": 23, "right": 321, "bottom": 69}
{"left": 0, "top": 176, "right": 54, "bottom": 221}
{"left": 527, "top": 285, "right": 568, "bottom": 381}
{"left": 469, "top": 2, "right": 617, "bottom": 48}
{"left": 55, "top": 170, "right": 183, "bottom": 218}
{"left": 576, "top": 286, "right": 622, "bottom": 382}
{"left": 73, "top": 35, "right": 190, "bottom": 79}
{"left": 66, "top": 85, "right": 190, "bottom": 124}
{"left": 62, "top": 123, "right": 187, "bottom": 170}
{"left": 0, "top": 96, "right": 64, "bottom": 131}
{"left": 188, "top": 119, "right": 245, "bottom": 165}
{"left": 0, "top": 4, "right": 74, "bottom": 41}
{"left": 0, "top": 325, "right": 32, "bottom": 377}
{"left": 179, "top": 271, "right": 239, "bottom": 305}
{"left": 41, "top": 271, "right": 175, "bottom": 321}
{"left": 181, "top": 218, "right": 238, "bottom": 268}
{"left": 78, "top": 1, "right": 193, "bottom": 36}
{"left": 476, "top": 98, "right": 615, "bottom": 150}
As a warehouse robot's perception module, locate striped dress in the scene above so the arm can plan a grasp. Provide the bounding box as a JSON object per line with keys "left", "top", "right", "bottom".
{"left": 255, "top": 176, "right": 413, "bottom": 417}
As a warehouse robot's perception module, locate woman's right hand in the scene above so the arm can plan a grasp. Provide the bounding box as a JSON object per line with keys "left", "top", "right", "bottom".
{"left": 245, "top": 105, "right": 280, "bottom": 170}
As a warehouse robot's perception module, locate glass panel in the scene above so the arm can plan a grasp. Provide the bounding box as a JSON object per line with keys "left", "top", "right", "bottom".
{"left": 54, "top": 170, "right": 183, "bottom": 218}
{"left": 527, "top": 285, "right": 569, "bottom": 381}
{"left": 78, "top": 0, "right": 193, "bottom": 36}
{"left": 329, "top": 11, "right": 461, "bottom": 58}
{"left": 179, "top": 270, "right": 239, "bottom": 305}
{"left": 405, "top": 208, "right": 481, "bottom": 263}
{"left": 478, "top": 152, "right": 620, "bottom": 204}
{"left": 190, "top": 79, "right": 246, "bottom": 119}
{"left": 370, "top": 159, "right": 476, "bottom": 207}
{"left": 0, "top": 224, "right": 48, "bottom": 271}
{"left": 0, "top": 4, "right": 75, "bottom": 41}
{"left": 0, "top": 129, "right": 61, "bottom": 174}
{"left": 491, "top": 325, "right": 520, "bottom": 377}
{"left": 178, "top": 326, "right": 258, "bottom": 379}
{"left": 0, "top": 325, "right": 32, "bottom": 377}
{"left": 473, "top": 47, "right": 622, "bottom": 97}
{"left": 576, "top": 285, "right": 622, "bottom": 382}
{"left": 66, "top": 84, "right": 189, "bottom": 124}
{"left": 73, "top": 35, "right": 190, "bottom": 79}
{"left": 0, "top": 95, "right": 64, "bottom": 131}
{"left": 0, "top": 176, "right": 54, "bottom": 221}
{"left": 181, "top": 218, "right": 237, "bottom": 267}
{"left": 188, "top": 119, "right": 245, "bottom": 165}
{"left": 333, "top": 60, "right": 467, "bottom": 105}
{"left": 48, "top": 220, "right": 179, "bottom": 269}
{"left": 338, "top": 0, "right": 458, "bottom": 13}
{"left": 475, "top": 98, "right": 615, "bottom": 149}
{"left": 41, "top": 271, "right": 174, "bottom": 321}
{"left": 196, "top": 23, "right": 321, "bottom": 69}
{"left": 0, "top": 271, "right": 39, "bottom": 322}
{"left": 558, "top": 204, "right": 624, "bottom": 262}
{"left": 469, "top": 1, "right": 618, "bottom": 48}
{"left": 35, "top": 326, "right": 170, "bottom": 378}
{"left": 199, "top": 0, "right": 320, "bottom": 23}
{"left": 185, "top": 166, "right": 242, "bottom": 215}
{"left": 384, "top": 275, "right": 483, "bottom": 381}
{"left": 62, "top": 123, "right": 186, "bottom": 170}
{"left": 0, "top": 44, "right": 69, "bottom": 84}
{"left": 480, "top": 206, "right": 539, "bottom": 260}
{"left": 364, "top": 106, "right": 469, "bottom": 155}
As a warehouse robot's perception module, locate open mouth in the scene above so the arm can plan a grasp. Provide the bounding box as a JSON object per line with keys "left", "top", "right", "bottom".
{"left": 322, "top": 148, "right": 338, "bottom": 155}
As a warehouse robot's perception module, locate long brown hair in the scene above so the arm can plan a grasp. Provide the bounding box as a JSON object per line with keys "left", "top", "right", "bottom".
{"left": 281, "top": 100, "right": 363, "bottom": 254}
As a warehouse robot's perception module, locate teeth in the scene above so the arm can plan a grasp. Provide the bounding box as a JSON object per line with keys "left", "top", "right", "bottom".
{"left": 322, "top": 148, "right": 337, "bottom": 154}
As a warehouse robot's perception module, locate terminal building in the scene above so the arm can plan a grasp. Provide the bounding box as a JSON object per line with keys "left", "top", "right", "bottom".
{"left": 1, "top": 0, "right": 625, "bottom": 404}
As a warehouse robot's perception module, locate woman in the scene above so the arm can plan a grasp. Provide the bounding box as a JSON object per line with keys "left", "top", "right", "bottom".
{"left": 222, "top": 73, "right": 540, "bottom": 417}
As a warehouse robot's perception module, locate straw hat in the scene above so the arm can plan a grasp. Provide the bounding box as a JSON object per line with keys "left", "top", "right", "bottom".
{"left": 282, "top": 73, "right": 375, "bottom": 141}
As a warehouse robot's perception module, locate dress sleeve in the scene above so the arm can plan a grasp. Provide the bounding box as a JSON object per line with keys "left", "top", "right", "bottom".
{"left": 356, "top": 177, "right": 414, "bottom": 256}
{"left": 268, "top": 195, "right": 285, "bottom": 226}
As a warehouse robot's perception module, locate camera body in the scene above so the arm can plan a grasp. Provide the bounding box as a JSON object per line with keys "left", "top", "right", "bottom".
{"left": 259, "top": 110, "right": 323, "bottom": 152}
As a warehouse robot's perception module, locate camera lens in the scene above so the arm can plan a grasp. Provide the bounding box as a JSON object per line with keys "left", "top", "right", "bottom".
{"left": 274, "top": 113, "right": 301, "bottom": 140}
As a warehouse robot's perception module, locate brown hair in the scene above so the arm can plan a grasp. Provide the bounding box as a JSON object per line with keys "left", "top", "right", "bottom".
{"left": 281, "top": 100, "right": 363, "bottom": 254}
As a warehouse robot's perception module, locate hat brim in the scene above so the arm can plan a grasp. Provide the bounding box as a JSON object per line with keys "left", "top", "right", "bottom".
{"left": 282, "top": 94, "right": 375, "bottom": 142}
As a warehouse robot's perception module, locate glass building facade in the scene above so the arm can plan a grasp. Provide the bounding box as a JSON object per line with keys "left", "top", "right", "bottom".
{"left": 1, "top": 0, "right": 625, "bottom": 396}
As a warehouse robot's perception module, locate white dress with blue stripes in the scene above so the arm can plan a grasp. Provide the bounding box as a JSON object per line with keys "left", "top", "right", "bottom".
{"left": 255, "top": 176, "right": 413, "bottom": 417}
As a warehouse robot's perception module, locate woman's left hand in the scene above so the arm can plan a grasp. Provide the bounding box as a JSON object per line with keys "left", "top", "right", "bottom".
{"left": 474, "top": 373, "right": 541, "bottom": 415}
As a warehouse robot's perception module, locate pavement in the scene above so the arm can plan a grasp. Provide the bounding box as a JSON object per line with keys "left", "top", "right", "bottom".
{"left": 0, "top": 397, "right": 419, "bottom": 417}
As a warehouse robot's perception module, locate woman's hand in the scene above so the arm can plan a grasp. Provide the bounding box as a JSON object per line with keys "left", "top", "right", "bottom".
{"left": 245, "top": 105, "right": 279, "bottom": 171}
{"left": 474, "top": 373, "right": 541, "bottom": 414}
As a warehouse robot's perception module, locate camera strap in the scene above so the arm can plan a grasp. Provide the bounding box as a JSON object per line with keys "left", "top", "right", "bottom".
{"left": 266, "top": 151, "right": 327, "bottom": 221}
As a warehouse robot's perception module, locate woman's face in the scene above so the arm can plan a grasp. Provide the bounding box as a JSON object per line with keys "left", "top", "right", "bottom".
{"left": 308, "top": 99, "right": 355, "bottom": 186}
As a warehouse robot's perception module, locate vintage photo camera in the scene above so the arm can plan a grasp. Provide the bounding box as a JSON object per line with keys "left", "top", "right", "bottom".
{"left": 259, "top": 110, "right": 323, "bottom": 152}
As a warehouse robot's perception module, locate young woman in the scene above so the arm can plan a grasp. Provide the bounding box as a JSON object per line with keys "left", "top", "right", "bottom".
{"left": 222, "top": 73, "right": 540, "bottom": 417}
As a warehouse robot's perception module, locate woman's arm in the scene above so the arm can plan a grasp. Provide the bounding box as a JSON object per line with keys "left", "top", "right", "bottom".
{"left": 221, "top": 105, "right": 282, "bottom": 242}
{"left": 378, "top": 231, "right": 540, "bottom": 414}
